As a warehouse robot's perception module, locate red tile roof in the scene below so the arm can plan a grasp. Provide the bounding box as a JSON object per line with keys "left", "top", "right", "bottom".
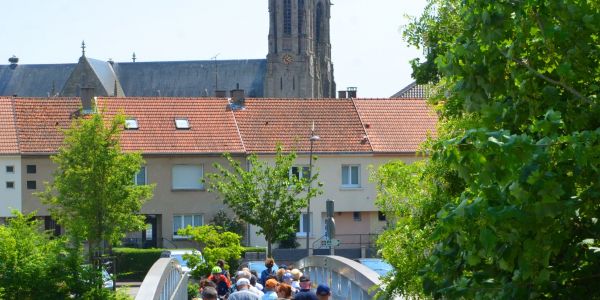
{"left": 0, "top": 98, "right": 19, "bottom": 154}
{"left": 233, "top": 99, "right": 372, "bottom": 153}
{"left": 14, "top": 98, "right": 80, "bottom": 154}
{"left": 97, "top": 98, "right": 245, "bottom": 154}
{"left": 353, "top": 99, "right": 437, "bottom": 152}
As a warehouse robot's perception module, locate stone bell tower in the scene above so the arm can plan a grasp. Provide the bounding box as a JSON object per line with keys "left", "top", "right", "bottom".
{"left": 264, "top": 0, "right": 336, "bottom": 98}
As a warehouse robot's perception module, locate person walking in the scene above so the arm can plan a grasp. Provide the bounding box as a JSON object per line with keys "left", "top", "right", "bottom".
{"left": 229, "top": 278, "right": 260, "bottom": 300}
{"left": 200, "top": 286, "right": 218, "bottom": 300}
{"left": 260, "top": 258, "right": 277, "bottom": 285}
{"left": 275, "top": 283, "right": 293, "bottom": 299}
{"left": 293, "top": 276, "right": 318, "bottom": 300}
{"left": 316, "top": 284, "right": 331, "bottom": 300}
{"left": 262, "top": 279, "right": 279, "bottom": 300}
{"left": 207, "top": 266, "right": 231, "bottom": 298}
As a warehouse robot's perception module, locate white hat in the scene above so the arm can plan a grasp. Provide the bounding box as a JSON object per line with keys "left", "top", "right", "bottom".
{"left": 236, "top": 278, "right": 251, "bottom": 287}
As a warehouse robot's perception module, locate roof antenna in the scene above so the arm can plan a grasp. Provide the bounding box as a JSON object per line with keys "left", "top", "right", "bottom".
{"left": 212, "top": 53, "right": 220, "bottom": 92}
{"left": 81, "top": 40, "right": 86, "bottom": 57}
{"left": 132, "top": 52, "right": 136, "bottom": 63}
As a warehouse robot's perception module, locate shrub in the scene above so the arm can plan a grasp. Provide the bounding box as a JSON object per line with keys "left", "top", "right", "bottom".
{"left": 113, "top": 247, "right": 165, "bottom": 281}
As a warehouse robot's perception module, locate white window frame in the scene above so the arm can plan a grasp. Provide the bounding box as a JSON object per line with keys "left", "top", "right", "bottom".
{"left": 341, "top": 165, "right": 361, "bottom": 188}
{"left": 134, "top": 166, "right": 147, "bottom": 185}
{"left": 173, "top": 214, "right": 204, "bottom": 239}
{"left": 125, "top": 118, "right": 139, "bottom": 130}
{"left": 296, "top": 212, "right": 312, "bottom": 237}
{"left": 174, "top": 118, "right": 190, "bottom": 129}
{"left": 172, "top": 165, "right": 204, "bottom": 190}
{"left": 289, "top": 165, "right": 310, "bottom": 180}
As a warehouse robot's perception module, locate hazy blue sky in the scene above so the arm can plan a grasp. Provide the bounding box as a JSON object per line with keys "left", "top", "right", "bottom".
{"left": 0, "top": 0, "right": 427, "bottom": 98}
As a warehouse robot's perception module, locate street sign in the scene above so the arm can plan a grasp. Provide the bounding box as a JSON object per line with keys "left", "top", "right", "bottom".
{"left": 325, "top": 239, "right": 340, "bottom": 247}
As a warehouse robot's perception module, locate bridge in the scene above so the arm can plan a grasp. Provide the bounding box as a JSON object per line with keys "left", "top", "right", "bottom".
{"left": 135, "top": 255, "right": 383, "bottom": 300}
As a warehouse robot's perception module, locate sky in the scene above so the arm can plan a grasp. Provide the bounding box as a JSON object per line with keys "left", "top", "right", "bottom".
{"left": 0, "top": 0, "right": 427, "bottom": 98}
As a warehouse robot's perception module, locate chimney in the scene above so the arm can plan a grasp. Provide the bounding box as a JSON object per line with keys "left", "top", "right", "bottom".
{"left": 230, "top": 88, "right": 245, "bottom": 108}
{"left": 215, "top": 90, "right": 227, "bottom": 98}
{"left": 347, "top": 87, "right": 357, "bottom": 98}
{"left": 338, "top": 90, "right": 347, "bottom": 99}
{"left": 80, "top": 86, "right": 95, "bottom": 114}
{"left": 8, "top": 55, "right": 18, "bottom": 70}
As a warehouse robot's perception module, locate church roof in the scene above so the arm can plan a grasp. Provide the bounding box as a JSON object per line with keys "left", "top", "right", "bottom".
{"left": 0, "top": 63, "right": 75, "bottom": 97}
{"left": 391, "top": 81, "right": 430, "bottom": 99}
{"left": 87, "top": 58, "right": 123, "bottom": 96}
{"left": 112, "top": 59, "right": 267, "bottom": 97}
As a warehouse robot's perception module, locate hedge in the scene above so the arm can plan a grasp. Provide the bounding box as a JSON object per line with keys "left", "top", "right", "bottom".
{"left": 113, "top": 247, "right": 165, "bottom": 281}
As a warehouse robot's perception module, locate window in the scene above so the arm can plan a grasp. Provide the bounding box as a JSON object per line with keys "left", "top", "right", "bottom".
{"left": 378, "top": 211, "right": 387, "bottom": 221}
{"left": 173, "top": 214, "right": 203, "bottom": 237}
{"left": 6, "top": 181, "right": 14, "bottom": 189}
{"left": 125, "top": 118, "right": 139, "bottom": 130}
{"left": 283, "top": 0, "right": 292, "bottom": 35}
{"left": 27, "top": 180, "right": 36, "bottom": 190}
{"left": 26, "top": 165, "right": 36, "bottom": 174}
{"left": 172, "top": 165, "right": 204, "bottom": 190}
{"left": 298, "top": 0, "right": 305, "bottom": 34}
{"left": 6, "top": 166, "right": 14, "bottom": 173}
{"left": 134, "top": 166, "right": 147, "bottom": 185}
{"left": 316, "top": 2, "right": 324, "bottom": 42}
{"left": 174, "top": 118, "right": 190, "bottom": 129}
{"left": 290, "top": 165, "right": 310, "bottom": 180}
{"left": 353, "top": 211, "right": 362, "bottom": 222}
{"left": 297, "top": 212, "right": 312, "bottom": 237}
{"left": 341, "top": 165, "right": 360, "bottom": 187}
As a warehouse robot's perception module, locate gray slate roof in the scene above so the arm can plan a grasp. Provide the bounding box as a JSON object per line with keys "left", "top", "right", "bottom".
{"left": 0, "top": 63, "right": 75, "bottom": 97}
{"left": 0, "top": 58, "right": 266, "bottom": 98}
{"left": 391, "top": 81, "right": 430, "bottom": 99}
{"left": 113, "top": 59, "right": 266, "bottom": 97}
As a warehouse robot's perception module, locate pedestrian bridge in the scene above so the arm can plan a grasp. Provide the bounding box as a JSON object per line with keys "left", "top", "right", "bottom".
{"left": 136, "top": 255, "right": 382, "bottom": 300}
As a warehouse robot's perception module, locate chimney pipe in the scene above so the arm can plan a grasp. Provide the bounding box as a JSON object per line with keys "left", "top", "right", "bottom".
{"left": 347, "top": 87, "right": 357, "bottom": 98}
{"left": 215, "top": 90, "right": 227, "bottom": 98}
{"left": 338, "top": 91, "right": 347, "bottom": 99}
{"left": 80, "top": 86, "right": 95, "bottom": 114}
{"left": 230, "top": 89, "right": 245, "bottom": 108}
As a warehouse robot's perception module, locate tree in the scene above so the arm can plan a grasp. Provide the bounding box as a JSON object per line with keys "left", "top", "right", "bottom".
{"left": 206, "top": 146, "right": 321, "bottom": 257}
{"left": 377, "top": 0, "right": 600, "bottom": 298}
{"left": 39, "top": 111, "right": 154, "bottom": 262}
{"left": 210, "top": 209, "right": 245, "bottom": 237}
{"left": 178, "top": 225, "right": 243, "bottom": 278}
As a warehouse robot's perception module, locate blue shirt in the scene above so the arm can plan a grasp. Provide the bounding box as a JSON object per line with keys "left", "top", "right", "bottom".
{"left": 294, "top": 289, "right": 318, "bottom": 300}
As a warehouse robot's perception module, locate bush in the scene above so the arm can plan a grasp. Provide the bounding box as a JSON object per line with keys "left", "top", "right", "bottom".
{"left": 188, "top": 282, "right": 199, "bottom": 299}
{"left": 242, "top": 246, "right": 266, "bottom": 254}
{"left": 113, "top": 247, "right": 165, "bottom": 281}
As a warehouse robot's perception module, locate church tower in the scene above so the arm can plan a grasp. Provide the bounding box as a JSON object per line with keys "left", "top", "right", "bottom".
{"left": 264, "top": 0, "right": 336, "bottom": 98}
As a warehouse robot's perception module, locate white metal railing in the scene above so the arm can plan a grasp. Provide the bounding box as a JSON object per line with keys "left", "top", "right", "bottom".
{"left": 297, "top": 255, "right": 381, "bottom": 300}
{"left": 135, "top": 258, "right": 188, "bottom": 300}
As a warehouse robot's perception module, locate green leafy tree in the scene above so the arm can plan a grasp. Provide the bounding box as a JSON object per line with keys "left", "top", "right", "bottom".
{"left": 178, "top": 225, "right": 243, "bottom": 278}
{"left": 0, "top": 211, "right": 74, "bottom": 299}
{"left": 206, "top": 146, "right": 321, "bottom": 257}
{"left": 210, "top": 209, "right": 245, "bottom": 237}
{"left": 39, "top": 111, "right": 154, "bottom": 262}
{"left": 379, "top": 0, "right": 600, "bottom": 298}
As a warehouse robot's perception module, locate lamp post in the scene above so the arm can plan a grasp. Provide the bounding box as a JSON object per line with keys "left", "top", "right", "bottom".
{"left": 306, "top": 122, "right": 320, "bottom": 257}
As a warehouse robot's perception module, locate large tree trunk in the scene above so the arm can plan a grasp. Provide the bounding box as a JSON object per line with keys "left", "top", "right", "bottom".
{"left": 267, "top": 240, "right": 272, "bottom": 258}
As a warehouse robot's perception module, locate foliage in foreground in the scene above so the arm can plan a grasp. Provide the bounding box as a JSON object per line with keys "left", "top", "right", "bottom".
{"left": 178, "top": 225, "right": 243, "bottom": 278}
{"left": 206, "top": 146, "right": 321, "bottom": 257}
{"left": 378, "top": 0, "right": 600, "bottom": 298}
{"left": 38, "top": 111, "right": 154, "bottom": 260}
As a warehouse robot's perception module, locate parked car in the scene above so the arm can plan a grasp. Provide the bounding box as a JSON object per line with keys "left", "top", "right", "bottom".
{"left": 356, "top": 258, "right": 393, "bottom": 277}
{"left": 239, "top": 260, "right": 279, "bottom": 275}
{"left": 160, "top": 249, "right": 203, "bottom": 273}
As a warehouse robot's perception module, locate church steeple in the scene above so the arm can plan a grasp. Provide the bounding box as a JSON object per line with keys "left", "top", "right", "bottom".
{"left": 264, "top": 0, "right": 336, "bottom": 98}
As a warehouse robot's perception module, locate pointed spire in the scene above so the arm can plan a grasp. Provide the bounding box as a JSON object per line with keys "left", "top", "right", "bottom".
{"left": 81, "top": 40, "right": 86, "bottom": 57}
{"left": 132, "top": 52, "right": 136, "bottom": 62}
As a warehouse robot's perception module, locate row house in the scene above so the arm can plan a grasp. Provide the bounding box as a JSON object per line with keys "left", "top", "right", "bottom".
{"left": 0, "top": 94, "right": 436, "bottom": 250}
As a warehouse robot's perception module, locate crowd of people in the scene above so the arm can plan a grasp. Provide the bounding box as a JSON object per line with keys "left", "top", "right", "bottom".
{"left": 196, "top": 258, "right": 332, "bottom": 300}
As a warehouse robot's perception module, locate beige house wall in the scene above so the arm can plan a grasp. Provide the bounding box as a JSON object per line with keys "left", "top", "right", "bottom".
{"left": 248, "top": 153, "right": 423, "bottom": 247}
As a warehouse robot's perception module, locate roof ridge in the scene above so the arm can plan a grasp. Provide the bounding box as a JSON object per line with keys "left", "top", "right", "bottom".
{"left": 350, "top": 98, "right": 373, "bottom": 152}
{"left": 229, "top": 100, "right": 247, "bottom": 154}
{"left": 10, "top": 98, "right": 21, "bottom": 154}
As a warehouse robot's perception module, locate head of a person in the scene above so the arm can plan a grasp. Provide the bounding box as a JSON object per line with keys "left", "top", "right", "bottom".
{"left": 216, "top": 259, "right": 226, "bottom": 269}
{"left": 250, "top": 274, "right": 258, "bottom": 287}
{"left": 316, "top": 284, "right": 331, "bottom": 300}
{"left": 236, "top": 278, "right": 251, "bottom": 290}
{"left": 250, "top": 270, "right": 259, "bottom": 278}
{"left": 282, "top": 272, "right": 294, "bottom": 284}
{"left": 199, "top": 279, "right": 217, "bottom": 290}
{"left": 276, "top": 268, "right": 286, "bottom": 280}
{"left": 299, "top": 275, "right": 311, "bottom": 290}
{"left": 211, "top": 266, "right": 222, "bottom": 278}
{"left": 276, "top": 283, "right": 293, "bottom": 298}
{"left": 265, "top": 258, "right": 275, "bottom": 269}
{"left": 201, "top": 286, "right": 218, "bottom": 300}
{"left": 265, "top": 279, "right": 278, "bottom": 291}
{"left": 236, "top": 270, "right": 251, "bottom": 280}
{"left": 290, "top": 269, "right": 302, "bottom": 281}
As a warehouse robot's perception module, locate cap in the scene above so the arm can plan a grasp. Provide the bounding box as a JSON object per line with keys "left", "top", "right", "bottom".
{"left": 265, "top": 279, "right": 278, "bottom": 289}
{"left": 211, "top": 266, "right": 222, "bottom": 274}
{"left": 316, "top": 284, "right": 331, "bottom": 295}
{"left": 282, "top": 272, "right": 293, "bottom": 281}
{"left": 236, "top": 278, "right": 251, "bottom": 286}
{"left": 299, "top": 275, "right": 310, "bottom": 282}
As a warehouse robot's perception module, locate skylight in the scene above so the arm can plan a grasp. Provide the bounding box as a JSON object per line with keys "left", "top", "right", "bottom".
{"left": 125, "top": 119, "right": 139, "bottom": 130}
{"left": 175, "top": 118, "right": 190, "bottom": 129}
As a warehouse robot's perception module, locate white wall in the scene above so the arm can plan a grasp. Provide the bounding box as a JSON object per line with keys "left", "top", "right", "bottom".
{"left": 0, "top": 156, "right": 22, "bottom": 217}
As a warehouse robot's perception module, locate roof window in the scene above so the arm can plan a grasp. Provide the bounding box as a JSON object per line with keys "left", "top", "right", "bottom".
{"left": 175, "top": 118, "right": 190, "bottom": 129}
{"left": 125, "top": 118, "right": 139, "bottom": 130}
